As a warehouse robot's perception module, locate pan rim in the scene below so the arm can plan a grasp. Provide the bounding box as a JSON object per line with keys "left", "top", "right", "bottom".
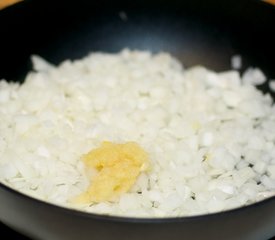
{"left": 0, "top": 181, "right": 275, "bottom": 223}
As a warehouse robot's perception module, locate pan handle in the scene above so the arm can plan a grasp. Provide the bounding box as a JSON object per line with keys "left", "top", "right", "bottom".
{"left": 0, "top": 0, "right": 22, "bottom": 10}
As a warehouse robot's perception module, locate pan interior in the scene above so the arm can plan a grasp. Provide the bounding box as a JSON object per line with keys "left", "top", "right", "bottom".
{"left": 0, "top": 0, "right": 274, "bottom": 91}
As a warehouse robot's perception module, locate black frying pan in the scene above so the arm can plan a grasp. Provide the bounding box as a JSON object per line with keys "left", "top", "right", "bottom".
{"left": 0, "top": 0, "right": 275, "bottom": 239}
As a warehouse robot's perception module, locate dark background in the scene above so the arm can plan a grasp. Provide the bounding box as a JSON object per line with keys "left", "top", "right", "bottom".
{"left": 1, "top": 222, "right": 30, "bottom": 239}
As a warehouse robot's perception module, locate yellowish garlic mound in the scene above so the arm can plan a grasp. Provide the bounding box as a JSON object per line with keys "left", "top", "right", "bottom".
{"left": 75, "top": 141, "right": 150, "bottom": 203}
